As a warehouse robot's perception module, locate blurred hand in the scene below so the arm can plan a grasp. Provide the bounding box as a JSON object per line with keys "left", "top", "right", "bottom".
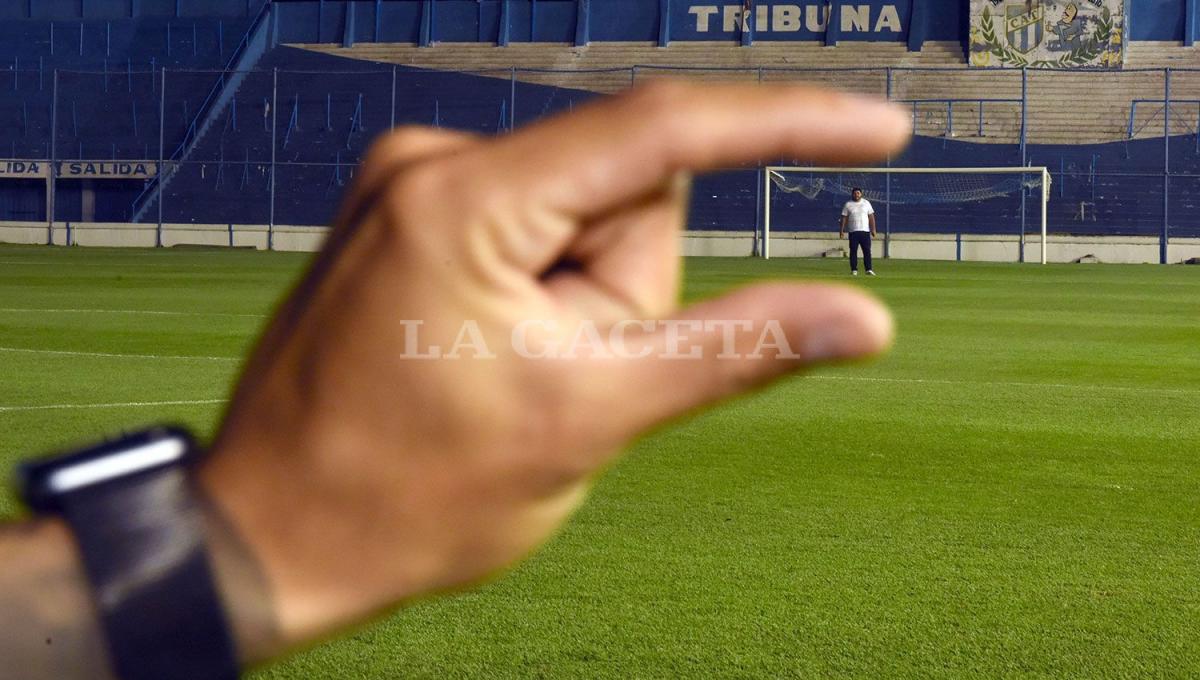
{"left": 199, "top": 81, "right": 910, "bottom": 653}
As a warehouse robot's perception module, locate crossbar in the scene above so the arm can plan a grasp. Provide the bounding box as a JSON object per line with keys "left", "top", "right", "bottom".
{"left": 765, "top": 166, "right": 1049, "bottom": 174}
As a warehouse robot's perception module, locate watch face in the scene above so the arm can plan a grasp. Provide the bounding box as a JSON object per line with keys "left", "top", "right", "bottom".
{"left": 16, "top": 427, "right": 196, "bottom": 513}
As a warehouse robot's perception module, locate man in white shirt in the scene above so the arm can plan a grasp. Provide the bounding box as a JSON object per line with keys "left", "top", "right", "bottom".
{"left": 839, "top": 187, "right": 876, "bottom": 276}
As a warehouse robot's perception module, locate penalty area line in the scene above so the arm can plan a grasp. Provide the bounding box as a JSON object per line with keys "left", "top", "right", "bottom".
{"left": 0, "top": 399, "right": 226, "bottom": 413}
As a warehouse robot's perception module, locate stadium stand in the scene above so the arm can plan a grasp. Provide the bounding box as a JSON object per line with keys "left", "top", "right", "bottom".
{"left": 146, "top": 46, "right": 556, "bottom": 227}
{"left": 2, "top": 0, "right": 1200, "bottom": 257}
{"left": 297, "top": 40, "right": 1200, "bottom": 145}
{"left": 0, "top": 9, "right": 257, "bottom": 222}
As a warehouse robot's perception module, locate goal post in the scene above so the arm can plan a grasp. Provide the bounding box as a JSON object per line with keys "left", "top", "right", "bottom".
{"left": 762, "top": 166, "right": 1052, "bottom": 264}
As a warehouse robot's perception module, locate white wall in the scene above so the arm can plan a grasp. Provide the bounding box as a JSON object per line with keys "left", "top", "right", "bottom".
{"left": 0, "top": 221, "right": 329, "bottom": 252}
{"left": 3, "top": 221, "right": 1199, "bottom": 264}
{"left": 682, "top": 230, "right": 1200, "bottom": 264}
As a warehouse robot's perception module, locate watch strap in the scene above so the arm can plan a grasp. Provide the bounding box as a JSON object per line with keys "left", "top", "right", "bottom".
{"left": 62, "top": 466, "right": 239, "bottom": 680}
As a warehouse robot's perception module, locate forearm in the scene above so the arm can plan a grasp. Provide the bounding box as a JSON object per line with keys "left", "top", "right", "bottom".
{"left": 0, "top": 519, "right": 115, "bottom": 680}
{"left": 0, "top": 501, "right": 280, "bottom": 680}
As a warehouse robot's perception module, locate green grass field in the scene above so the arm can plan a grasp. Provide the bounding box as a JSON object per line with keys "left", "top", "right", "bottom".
{"left": 1, "top": 243, "right": 1197, "bottom": 677}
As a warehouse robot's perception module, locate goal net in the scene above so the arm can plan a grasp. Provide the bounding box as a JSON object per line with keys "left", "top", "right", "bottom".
{"left": 762, "top": 166, "right": 1052, "bottom": 263}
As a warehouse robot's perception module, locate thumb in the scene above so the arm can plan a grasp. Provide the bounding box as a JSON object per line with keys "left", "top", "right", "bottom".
{"left": 615, "top": 283, "right": 894, "bottom": 436}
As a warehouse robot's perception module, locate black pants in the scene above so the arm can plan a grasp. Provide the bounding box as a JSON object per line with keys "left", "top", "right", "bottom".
{"left": 849, "top": 231, "right": 873, "bottom": 272}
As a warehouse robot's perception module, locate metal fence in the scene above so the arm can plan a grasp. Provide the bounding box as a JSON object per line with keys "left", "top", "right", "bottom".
{"left": 4, "top": 64, "right": 1200, "bottom": 259}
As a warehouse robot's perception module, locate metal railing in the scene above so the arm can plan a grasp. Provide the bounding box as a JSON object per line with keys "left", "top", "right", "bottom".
{"left": 1128, "top": 98, "right": 1200, "bottom": 139}
{"left": 6, "top": 64, "right": 1200, "bottom": 261}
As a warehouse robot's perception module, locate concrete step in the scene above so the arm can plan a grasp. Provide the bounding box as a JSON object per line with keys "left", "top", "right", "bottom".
{"left": 289, "top": 41, "right": 1200, "bottom": 145}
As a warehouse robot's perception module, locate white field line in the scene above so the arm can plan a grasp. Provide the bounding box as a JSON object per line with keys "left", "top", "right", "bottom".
{"left": 810, "top": 374, "right": 1196, "bottom": 396}
{"left": 0, "top": 398, "right": 226, "bottom": 413}
{"left": 1, "top": 345, "right": 1191, "bottom": 397}
{"left": 0, "top": 258, "right": 255, "bottom": 268}
{"left": 0, "top": 346, "right": 240, "bottom": 362}
{"left": 2, "top": 378, "right": 1187, "bottom": 416}
{"left": 0, "top": 307, "right": 265, "bottom": 318}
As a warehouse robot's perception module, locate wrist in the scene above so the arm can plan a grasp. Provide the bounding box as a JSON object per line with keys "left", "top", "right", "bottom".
{"left": 14, "top": 427, "right": 256, "bottom": 679}
{"left": 197, "top": 487, "right": 282, "bottom": 667}
{"left": 197, "top": 424, "right": 530, "bottom": 651}
{"left": 196, "top": 431, "right": 412, "bottom": 653}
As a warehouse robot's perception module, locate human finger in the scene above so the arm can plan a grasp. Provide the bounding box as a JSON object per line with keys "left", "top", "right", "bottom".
{"left": 543, "top": 172, "right": 690, "bottom": 320}
{"left": 473, "top": 81, "right": 909, "bottom": 226}
{"left": 334, "top": 126, "right": 479, "bottom": 232}
{"left": 609, "top": 283, "right": 894, "bottom": 440}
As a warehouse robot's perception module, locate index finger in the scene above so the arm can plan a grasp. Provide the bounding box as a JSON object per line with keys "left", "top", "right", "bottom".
{"left": 471, "top": 81, "right": 911, "bottom": 220}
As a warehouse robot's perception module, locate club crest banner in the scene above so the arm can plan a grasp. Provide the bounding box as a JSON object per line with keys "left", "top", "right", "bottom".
{"left": 969, "top": 1, "right": 1125, "bottom": 68}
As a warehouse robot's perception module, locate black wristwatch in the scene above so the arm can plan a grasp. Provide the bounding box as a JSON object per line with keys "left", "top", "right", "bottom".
{"left": 16, "top": 426, "right": 239, "bottom": 680}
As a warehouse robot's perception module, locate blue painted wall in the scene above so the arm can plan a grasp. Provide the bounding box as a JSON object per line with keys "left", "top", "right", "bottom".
{"left": 273, "top": 0, "right": 964, "bottom": 45}
{"left": 269, "top": 1, "right": 1192, "bottom": 46}
{"left": 0, "top": 2, "right": 1189, "bottom": 41}
{"left": 590, "top": 1, "right": 660, "bottom": 41}
{"left": 1130, "top": 0, "right": 1186, "bottom": 39}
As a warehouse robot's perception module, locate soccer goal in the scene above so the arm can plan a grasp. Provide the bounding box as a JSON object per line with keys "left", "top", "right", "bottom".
{"left": 762, "top": 166, "right": 1052, "bottom": 264}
